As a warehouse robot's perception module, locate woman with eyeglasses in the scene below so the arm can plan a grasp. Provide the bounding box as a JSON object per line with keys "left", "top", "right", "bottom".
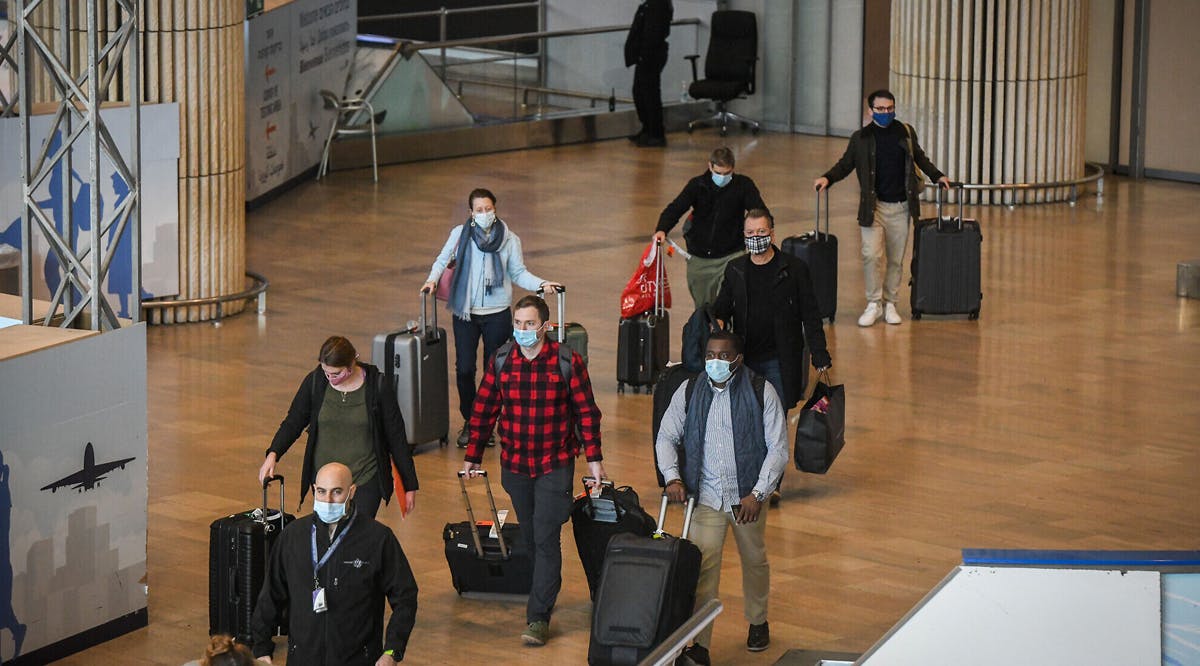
{"left": 422, "top": 187, "right": 561, "bottom": 448}
{"left": 258, "top": 335, "right": 418, "bottom": 519}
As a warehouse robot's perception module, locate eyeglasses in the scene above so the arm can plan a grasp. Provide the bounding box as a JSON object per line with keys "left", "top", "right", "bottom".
{"left": 871, "top": 105, "right": 895, "bottom": 112}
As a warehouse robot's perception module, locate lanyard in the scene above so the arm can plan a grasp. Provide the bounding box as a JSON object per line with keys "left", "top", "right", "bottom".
{"left": 311, "top": 513, "right": 356, "bottom": 586}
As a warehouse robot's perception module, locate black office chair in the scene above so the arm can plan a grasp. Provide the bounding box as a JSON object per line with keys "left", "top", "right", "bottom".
{"left": 685, "top": 10, "right": 760, "bottom": 136}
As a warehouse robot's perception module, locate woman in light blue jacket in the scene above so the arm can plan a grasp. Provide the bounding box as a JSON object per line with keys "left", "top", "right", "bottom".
{"left": 422, "top": 188, "right": 560, "bottom": 446}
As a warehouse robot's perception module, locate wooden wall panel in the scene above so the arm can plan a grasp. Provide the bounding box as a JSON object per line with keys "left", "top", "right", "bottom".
{"left": 891, "top": 0, "right": 1088, "bottom": 204}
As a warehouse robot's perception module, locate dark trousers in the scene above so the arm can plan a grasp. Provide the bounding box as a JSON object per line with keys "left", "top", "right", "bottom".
{"left": 501, "top": 460, "right": 575, "bottom": 624}
{"left": 353, "top": 472, "right": 382, "bottom": 520}
{"left": 633, "top": 52, "right": 667, "bottom": 138}
{"left": 452, "top": 308, "right": 512, "bottom": 420}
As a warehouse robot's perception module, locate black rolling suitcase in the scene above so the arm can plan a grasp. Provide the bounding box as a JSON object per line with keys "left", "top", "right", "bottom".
{"left": 617, "top": 242, "right": 669, "bottom": 394}
{"left": 372, "top": 291, "right": 450, "bottom": 448}
{"left": 571, "top": 478, "right": 657, "bottom": 600}
{"left": 443, "top": 470, "right": 533, "bottom": 596}
{"left": 650, "top": 364, "right": 696, "bottom": 487}
{"left": 540, "top": 285, "right": 589, "bottom": 365}
{"left": 910, "top": 183, "right": 982, "bottom": 319}
{"left": 209, "top": 475, "right": 294, "bottom": 644}
{"left": 782, "top": 189, "right": 838, "bottom": 322}
{"left": 589, "top": 495, "right": 701, "bottom": 665}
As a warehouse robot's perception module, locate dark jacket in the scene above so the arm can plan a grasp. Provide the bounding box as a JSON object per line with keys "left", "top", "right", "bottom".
{"left": 656, "top": 172, "right": 768, "bottom": 258}
{"left": 711, "top": 249, "right": 830, "bottom": 409}
{"left": 625, "top": 0, "right": 673, "bottom": 67}
{"left": 251, "top": 508, "right": 418, "bottom": 665}
{"left": 268, "top": 363, "right": 418, "bottom": 509}
{"left": 821, "top": 121, "right": 945, "bottom": 227}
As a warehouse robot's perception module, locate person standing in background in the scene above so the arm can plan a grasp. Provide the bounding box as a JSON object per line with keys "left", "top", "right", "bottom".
{"left": 625, "top": 0, "right": 674, "bottom": 147}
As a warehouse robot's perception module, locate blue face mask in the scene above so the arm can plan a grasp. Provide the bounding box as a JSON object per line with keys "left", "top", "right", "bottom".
{"left": 473, "top": 211, "right": 496, "bottom": 229}
{"left": 313, "top": 499, "right": 347, "bottom": 524}
{"left": 705, "top": 357, "right": 736, "bottom": 384}
{"left": 872, "top": 111, "right": 895, "bottom": 127}
{"left": 513, "top": 326, "right": 540, "bottom": 348}
{"left": 711, "top": 171, "right": 732, "bottom": 188}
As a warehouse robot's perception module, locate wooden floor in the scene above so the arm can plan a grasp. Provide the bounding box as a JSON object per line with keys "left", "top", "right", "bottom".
{"left": 62, "top": 132, "right": 1200, "bottom": 665}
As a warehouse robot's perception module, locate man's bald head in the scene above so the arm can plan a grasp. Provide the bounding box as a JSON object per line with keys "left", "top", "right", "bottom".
{"left": 313, "top": 462, "right": 355, "bottom": 506}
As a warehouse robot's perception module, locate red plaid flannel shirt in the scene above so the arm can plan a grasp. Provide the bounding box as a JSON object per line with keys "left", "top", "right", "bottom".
{"left": 465, "top": 340, "right": 602, "bottom": 477}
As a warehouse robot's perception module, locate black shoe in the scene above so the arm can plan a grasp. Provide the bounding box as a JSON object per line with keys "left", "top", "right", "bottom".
{"left": 456, "top": 425, "right": 469, "bottom": 448}
{"left": 636, "top": 134, "right": 667, "bottom": 148}
{"left": 627, "top": 130, "right": 645, "bottom": 143}
{"left": 680, "top": 644, "right": 710, "bottom": 666}
{"left": 747, "top": 622, "right": 770, "bottom": 651}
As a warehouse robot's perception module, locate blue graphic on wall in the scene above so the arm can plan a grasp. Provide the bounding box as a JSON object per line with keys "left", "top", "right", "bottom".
{"left": 0, "top": 450, "right": 26, "bottom": 662}
{"left": 0, "top": 131, "right": 154, "bottom": 318}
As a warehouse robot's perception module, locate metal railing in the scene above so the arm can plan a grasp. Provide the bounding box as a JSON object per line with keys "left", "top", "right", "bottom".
{"left": 399, "top": 19, "right": 702, "bottom": 60}
{"left": 638, "top": 599, "right": 723, "bottom": 666}
{"left": 923, "top": 162, "right": 1105, "bottom": 208}
{"left": 141, "top": 271, "right": 269, "bottom": 326}
{"left": 359, "top": 2, "right": 542, "bottom": 81}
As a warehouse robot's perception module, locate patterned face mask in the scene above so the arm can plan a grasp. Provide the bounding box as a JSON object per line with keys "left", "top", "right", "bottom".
{"left": 744, "top": 235, "right": 771, "bottom": 255}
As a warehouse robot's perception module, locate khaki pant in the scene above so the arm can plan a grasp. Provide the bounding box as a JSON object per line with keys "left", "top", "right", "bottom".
{"left": 860, "top": 200, "right": 911, "bottom": 304}
{"left": 688, "top": 503, "right": 770, "bottom": 648}
{"left": 686, "top": 250, "right": 744, "bottom": 308}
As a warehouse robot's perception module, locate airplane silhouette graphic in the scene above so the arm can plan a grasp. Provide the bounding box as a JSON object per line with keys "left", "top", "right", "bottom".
{"left": 40, "top": 442, "right": 136, "bottom": 493}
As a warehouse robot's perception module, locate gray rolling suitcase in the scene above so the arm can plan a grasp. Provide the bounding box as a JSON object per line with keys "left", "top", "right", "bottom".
{"left": 910, "top": 183, "right": 983, "bottom": 320}
{"left": 372, "top": 291, "right": 450, "bottom": 448}
{"left": 540, "top": 285, "right": 589, "bottom": 365}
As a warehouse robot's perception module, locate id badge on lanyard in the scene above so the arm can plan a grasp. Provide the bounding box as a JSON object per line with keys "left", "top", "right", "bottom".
{"left": 311, "top": 514, "right": 355, "bottom": 614}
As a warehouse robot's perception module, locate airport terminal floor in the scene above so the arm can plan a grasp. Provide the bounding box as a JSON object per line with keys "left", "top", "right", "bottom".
{"left": 63, "top": 131, "right": 1200, "bottom": 664}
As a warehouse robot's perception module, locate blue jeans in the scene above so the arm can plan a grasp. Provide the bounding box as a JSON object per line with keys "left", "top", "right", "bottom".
{"left": 501, "top": 461, "right": 575, "bottom": 624}
{"left": 745, "top": 357, "right": 784, "bottom": 406}
{"left": 452, "top": 308, "right": 512, "bottom": 420}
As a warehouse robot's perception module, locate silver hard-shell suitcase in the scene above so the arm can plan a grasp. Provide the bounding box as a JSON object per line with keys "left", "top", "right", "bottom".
{"left": 372, "top": 291, "right": 450, "bottom": 448}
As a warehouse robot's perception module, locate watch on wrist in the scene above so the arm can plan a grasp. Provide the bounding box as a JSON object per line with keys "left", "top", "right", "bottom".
{"left": 751, "top": 490, "right": 766, "bottom": 503}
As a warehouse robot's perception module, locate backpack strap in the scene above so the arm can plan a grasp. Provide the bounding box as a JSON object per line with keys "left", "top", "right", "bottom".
{"left": 493, "top": 339, "right": 574, "bottom": 385}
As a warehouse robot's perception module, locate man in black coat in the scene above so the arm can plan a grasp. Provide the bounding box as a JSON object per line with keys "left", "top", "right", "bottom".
{"left": 656, "top": 146, "right": 768, "bottom": 308}
{"left": 815, "top": 89, "right": 951, "bottom": 327}
{"left": 625, "top": 0, "right": 673, "bottom": 147}
{"left": 711, "top": 208, "right": 832, "bottom": 411}
{"left": 252, "top": 462, "right": 418, "bottom": 666}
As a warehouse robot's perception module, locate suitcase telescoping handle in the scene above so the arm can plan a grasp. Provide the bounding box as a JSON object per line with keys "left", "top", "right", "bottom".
{"left": 419, "top": 289, "right": 439, "bottom": 337}
{"left": 814, "top": 187, "right": 830, "bottom": 237}
{"left": 536, "top": 284, "right": 567, "bottom": 343}
{"left": 655, "top": 493, "right": 696, "bottom": 540}
{"left": 934, "top": 181, "right": 966, "bottom": 231}
{"left": 261, "top": 474, "right": 285, "bottom": 531}
{"left": 653, "top": 239, "right": 666, "bottom": 320}
{"left": 456, "top": 470, "right": 510, "bottom": 560}
{"left": 580, "top": 475, "right": 616, "bottom": 507}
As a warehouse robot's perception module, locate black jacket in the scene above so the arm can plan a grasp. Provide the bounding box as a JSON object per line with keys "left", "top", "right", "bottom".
{"left": 711, "top": 249, "right": 830, "bottom": 409}
{"left": 656, "top": 172, "right": 768, "bottom": 258}
{"left": 625, "top": 0, "right": 673, "bottom": 67}
{"left": 268, "top": 363, "right": 418, "bottom": 509}
{"left": 821, "top": 121, "right": 945, "bottom": 227}
{"left": 251, "top": 508, "right": 418, "bottom": 664}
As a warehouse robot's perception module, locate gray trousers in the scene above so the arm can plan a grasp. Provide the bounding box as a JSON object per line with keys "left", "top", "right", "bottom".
{"left": 502, "top": 460, "right": 575, "bottom": 623}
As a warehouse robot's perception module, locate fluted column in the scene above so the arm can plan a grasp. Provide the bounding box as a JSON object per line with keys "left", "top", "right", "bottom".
{"left": 891, "top": 0, "right": 1088, "bottom": 204}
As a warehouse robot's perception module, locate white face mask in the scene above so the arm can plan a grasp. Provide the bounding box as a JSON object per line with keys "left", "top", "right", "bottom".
{"left": 473, "top": 211, "right": 496, "bottom": 229}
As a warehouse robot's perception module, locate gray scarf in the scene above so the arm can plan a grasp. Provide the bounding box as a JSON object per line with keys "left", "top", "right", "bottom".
{"left": 448, "top": 219, "right": 506, "bottom": 320}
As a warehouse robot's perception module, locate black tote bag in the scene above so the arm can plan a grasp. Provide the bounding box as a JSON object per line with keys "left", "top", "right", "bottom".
{"left": 794, "top": 371, "right": 845, "bottom": 474}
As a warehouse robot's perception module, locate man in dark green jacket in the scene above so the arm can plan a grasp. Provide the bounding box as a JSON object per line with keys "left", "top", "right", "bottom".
{"left": 814, "top": 89, "right": 951, "bottom": 328}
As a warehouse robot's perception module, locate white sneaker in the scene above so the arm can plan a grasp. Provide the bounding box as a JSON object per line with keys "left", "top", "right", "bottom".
{"left": 857, "top": 302, "right": 883, "bottom": 327}
{"left": 884, "top": 302, "right": 902, "bottom": 325}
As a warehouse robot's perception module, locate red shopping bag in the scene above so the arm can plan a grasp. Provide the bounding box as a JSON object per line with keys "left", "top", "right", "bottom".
{"left": 620, "top": 241, "right": 672, "bottom": 318}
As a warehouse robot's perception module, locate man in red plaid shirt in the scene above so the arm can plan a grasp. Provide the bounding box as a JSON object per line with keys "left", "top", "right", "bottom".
{"left": 462, "top": 294, "right": 605, "bottom": 647}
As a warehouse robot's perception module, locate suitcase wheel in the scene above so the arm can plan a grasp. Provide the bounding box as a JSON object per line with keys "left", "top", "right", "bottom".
{"left": 968, "top": 310, "right": 980, "bottom": 320}
{"left": 439, "top": 435, "right": 449, "bottom": 447}
{"left": 617, "top": 382, "right": 625, "bottom": 394}
{"left": 632, "top": 385, "right": 641, "bottom": 394}
{"left": 912, "top": 310, "right": 923, "bottom": 320}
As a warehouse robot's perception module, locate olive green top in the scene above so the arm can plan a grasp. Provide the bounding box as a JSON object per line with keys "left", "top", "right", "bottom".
{"left": 315, "top": 383, "right": 378, "bottom": 486}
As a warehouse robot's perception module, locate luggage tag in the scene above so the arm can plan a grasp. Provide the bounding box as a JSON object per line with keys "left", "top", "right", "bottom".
{"left": 488, "top": 509, "right": 508, "bottom": 539}
{"left": 312, "top": 586, "right": 327, "bottom": 613}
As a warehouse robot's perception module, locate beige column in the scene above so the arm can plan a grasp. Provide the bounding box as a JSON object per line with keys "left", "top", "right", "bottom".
{"left": 891, "top": 0, "right": 1089, "bottom": 204}
{"left": 28, "top": 1, "right": 246, "bottom": 322}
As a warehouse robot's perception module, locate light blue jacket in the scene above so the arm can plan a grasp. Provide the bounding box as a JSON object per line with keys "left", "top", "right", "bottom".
{"left": 426, "top": 221, "right": 546, "bottom": 315}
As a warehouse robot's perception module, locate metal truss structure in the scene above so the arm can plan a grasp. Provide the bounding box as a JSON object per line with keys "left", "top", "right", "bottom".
{"left": 15, "top": 0, "right": 141, "bottom": 329}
